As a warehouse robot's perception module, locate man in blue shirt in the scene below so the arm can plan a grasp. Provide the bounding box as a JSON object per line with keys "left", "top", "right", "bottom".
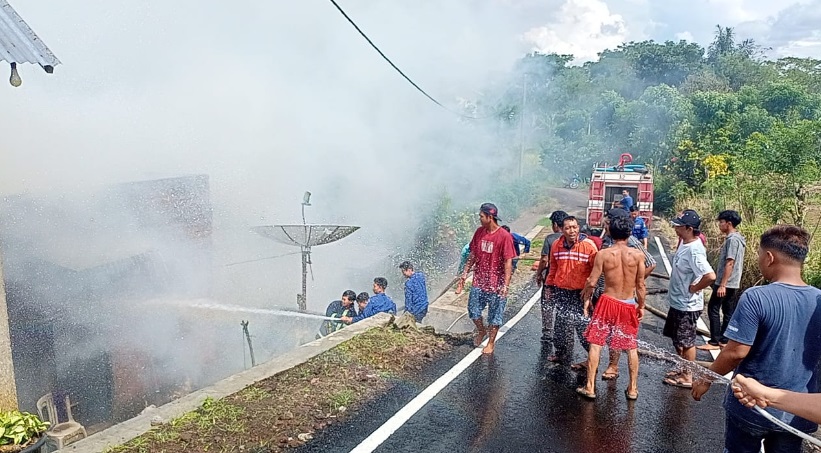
{"left": 399, "top": 261, "right": 428, "bottom": 323}
{"left": 341, "top": 277, "right": 397, "bottom": 324}
{"left": 320, "top": 290, "right": 358, "bottom": 336}
{"left": 501, "top": 225, "right": 531, "bottom": 270}
{"left": 692, "top": 225, "right": 821, "bottom": 453}
{"left": 619, "top": 189, "right": 634, "bottom": 211}
{"left": 458, "top": 243, "right": 471, "bottom": 275}
{"left": 629, "top": 206, "right": 649, "bottom": 249}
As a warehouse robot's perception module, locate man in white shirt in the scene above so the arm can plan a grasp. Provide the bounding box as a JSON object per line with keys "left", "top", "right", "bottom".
{"left": 663, "top": 209, "right": 716, "bottom": 389}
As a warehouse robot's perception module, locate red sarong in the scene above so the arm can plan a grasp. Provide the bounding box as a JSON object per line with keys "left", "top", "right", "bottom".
{"left": 584, "top": 293, "right": 639, "bottom": 350}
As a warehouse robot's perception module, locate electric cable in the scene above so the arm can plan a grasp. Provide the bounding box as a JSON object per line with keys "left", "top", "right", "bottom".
{"left": 326, "top": 0, "right": 503, "bottom": 120}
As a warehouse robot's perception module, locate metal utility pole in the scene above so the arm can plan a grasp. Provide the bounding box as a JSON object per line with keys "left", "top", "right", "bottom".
{"left": 241, "top": 321, "right": 256, "bottom": 367}
{"left": 519, "top": 74, "right": 528, "bottom": 178}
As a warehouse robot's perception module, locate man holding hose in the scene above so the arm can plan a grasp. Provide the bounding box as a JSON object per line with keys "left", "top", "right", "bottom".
{"left": 692, "top": 225, "right": 821, "bottom": 453}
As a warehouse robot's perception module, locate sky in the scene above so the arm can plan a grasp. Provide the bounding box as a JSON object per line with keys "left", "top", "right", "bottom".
{"left": 1, "top": 0, "right": 820, "bottom": 314}
{"left": 517, "top": 0, "right": 821, "bottom": 62}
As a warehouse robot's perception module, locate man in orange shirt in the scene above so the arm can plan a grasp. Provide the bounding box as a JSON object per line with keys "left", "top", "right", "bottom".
{"left": 546, "top": 216, "right": 598, "bottom": 367}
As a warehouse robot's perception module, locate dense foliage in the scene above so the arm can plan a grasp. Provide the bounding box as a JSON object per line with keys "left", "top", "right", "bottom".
{"left": 470, "top": 25, "right": 821, "bottom": 286}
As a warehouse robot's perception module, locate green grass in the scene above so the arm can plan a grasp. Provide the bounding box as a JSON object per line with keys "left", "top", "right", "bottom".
{"left": 536, "top": 217, "right": 552, "bottom": 227}
{"left": 328, "top": 389, "right": 356, "bottom": 411}
{"left": 519, "top": 259, "right": 536, "bottom": 269}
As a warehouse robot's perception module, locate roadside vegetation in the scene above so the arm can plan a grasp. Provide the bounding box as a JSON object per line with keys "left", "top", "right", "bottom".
{"left": 460, "top": 25, "right": 821, "bottom": 288}
{"left": 103, "top": 325, "right": 457, "bottom": 453}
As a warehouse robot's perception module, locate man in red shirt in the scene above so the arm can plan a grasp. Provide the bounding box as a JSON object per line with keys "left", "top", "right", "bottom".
{"left": 546, "top": 216, "right": 598, "bottom": 366}
{"left": 458, "top": 203, "right": 517, "bottom": 354}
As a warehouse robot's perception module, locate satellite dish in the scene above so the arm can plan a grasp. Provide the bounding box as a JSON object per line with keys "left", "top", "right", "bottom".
{"left": 252, "top": 225, "right": 359, "bottom": 247}
{"left": 252, "top": 193, "right": 359, "bottom": 311}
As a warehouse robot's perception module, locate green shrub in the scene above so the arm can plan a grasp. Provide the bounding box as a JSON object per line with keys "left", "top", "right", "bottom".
{"left": 0, "top": 410, "right": 49, "bottom": 447}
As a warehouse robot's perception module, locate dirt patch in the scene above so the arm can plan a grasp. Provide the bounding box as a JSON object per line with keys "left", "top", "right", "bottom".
{"left": 103, "top": 323, "right": 461, "bottom": 453}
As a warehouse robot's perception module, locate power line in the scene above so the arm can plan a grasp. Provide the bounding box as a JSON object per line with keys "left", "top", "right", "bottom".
{"left": 326, "top": 0, "right": 493, "bottom": 120}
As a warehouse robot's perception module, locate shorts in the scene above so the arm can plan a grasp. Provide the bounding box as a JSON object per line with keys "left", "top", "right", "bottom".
{"left": 468, "top": 287, "right": 507, "bottom": 326}
{"left": 663, "top": 307, "right": 701, "bottom": 349}
{"left": 584, "top": 294, "right": 639, "bottom": 350}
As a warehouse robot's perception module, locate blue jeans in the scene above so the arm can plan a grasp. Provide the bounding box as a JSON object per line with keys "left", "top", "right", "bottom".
{"left": 468, "top": 287, "right": 506, "bottom": 326}
{"left": 724, "top": 414, "right": 806, "bottom": 453}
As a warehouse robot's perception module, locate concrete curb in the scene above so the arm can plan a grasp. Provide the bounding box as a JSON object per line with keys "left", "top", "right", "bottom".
{"left": 58, "top": 313, "right": 394, "bottom": 453}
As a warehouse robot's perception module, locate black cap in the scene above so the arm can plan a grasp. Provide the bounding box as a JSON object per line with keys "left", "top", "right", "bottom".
{"left": 672, "top": 210, "right": 701, "bottom": 228}
{"left": 606, "top": 208, "right": 629, "bottom": 219}
{"left": 480, "top": 203, "right": 501, "bottom": 221}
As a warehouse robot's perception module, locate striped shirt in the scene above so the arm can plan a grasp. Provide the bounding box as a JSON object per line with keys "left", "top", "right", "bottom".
{"left": 546, "top": 235, "right": 598, "bottom": 290}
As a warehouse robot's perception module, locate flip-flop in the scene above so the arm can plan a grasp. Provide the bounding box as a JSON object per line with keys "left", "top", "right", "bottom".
{"left": 602, "top": 372, "right": 619, "bottom": 380}
{"left": 576, "top": 387, "right": 596, "bottom": 399}
{"left": 696, "top": 344, "right": 721, "bottom": 351}
{"left": 663, "top": 377, "right": 693, "bottom": 389}
{"left": 624, "top": 389, "right": 638, "bottom": 400}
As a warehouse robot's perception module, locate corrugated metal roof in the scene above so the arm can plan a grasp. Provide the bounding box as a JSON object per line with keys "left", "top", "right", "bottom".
{"left": 0, "top": 0, "right": 59, "bottom": 72}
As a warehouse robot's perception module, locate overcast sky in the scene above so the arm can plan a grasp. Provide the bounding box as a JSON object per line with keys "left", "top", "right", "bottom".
{"left": 515, "top": 0, "right": 821, "bottom": 62}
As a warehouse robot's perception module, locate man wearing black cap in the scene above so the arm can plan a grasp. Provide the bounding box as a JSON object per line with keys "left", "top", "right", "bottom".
{"left": 459, "top": 203, "right": 517, "bottom": 354}
{"left": 663, "top": 209, "right": 716, "bottom": 389}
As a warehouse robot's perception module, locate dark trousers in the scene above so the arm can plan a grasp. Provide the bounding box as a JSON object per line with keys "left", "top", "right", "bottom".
{"left": 551, "top": 287, "right": 589, "bottom": 363}
{"left": 707, "top": 286, "right": 739, "bottom": 345}
{"left": 724, "top": 414, "right": 805, "bottom": 453}
{"left": 541, "top": 285, "right": 555, "bottom": 338}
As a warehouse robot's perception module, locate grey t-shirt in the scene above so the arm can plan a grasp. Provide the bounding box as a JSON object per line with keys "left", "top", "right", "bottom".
{"left": 540, "top": 232, "right": 562, "bottom": 256}
{"left": 715, "top": 232, "right": 746, "bottom": 289}
{"left": 668, "top": 239, "right": 714, "bottom": 311}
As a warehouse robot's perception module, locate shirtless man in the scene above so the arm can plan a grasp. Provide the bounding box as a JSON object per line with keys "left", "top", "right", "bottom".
{"left": 578, "top": 216, "right": 647, "bottom": 400}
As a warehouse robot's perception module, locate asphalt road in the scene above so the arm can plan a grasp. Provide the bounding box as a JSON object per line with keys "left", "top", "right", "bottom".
{"left": 297, "top": 190, "right": 731, "bottom": 452}
{"left": 298, "top": 298, "right": 728, "bottom": 453}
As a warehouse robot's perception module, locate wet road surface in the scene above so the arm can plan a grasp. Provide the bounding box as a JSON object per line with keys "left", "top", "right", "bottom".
{"left": 299, "top": 299, "right": 728, "bottom": 453}
{"left": 297, "top": 231, "right": 729, "bottom": 452}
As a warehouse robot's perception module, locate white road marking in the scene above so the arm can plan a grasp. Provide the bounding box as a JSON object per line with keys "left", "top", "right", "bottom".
{"left": 654, "top": 236, "right": 672, "bottom": 276}
{"left": 349, "top": 291, "right": 542, "bottom": 453}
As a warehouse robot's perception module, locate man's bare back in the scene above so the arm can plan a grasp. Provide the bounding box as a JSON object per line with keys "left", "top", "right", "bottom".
{"left": 600, "top": 242, "right": 646, "bottom": 300}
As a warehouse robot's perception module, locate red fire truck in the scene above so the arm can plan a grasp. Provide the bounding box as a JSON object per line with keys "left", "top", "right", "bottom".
{"left": 586, "top": 153, "right": 654, "bottom": 228}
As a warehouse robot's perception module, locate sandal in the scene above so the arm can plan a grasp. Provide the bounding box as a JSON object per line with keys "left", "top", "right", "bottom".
{"left": 663, "top": 377, "right": 693, "bottom": 389}
{"left": 576, "top": 387, "right": 596, "bottom": 400}
{"left": 624, "top": 389, "right": 638, "bottom": 400}
{"left": 570, "top": 362, "right": 588, "bottom": 372}
{"left": 602, "top": 372, "right": 619, "bottom": 380}
{"left": 665, "top": 370, "right": 681, "bottom": 378}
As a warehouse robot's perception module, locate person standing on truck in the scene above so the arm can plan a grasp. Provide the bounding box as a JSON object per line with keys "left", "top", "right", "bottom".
{"left": 619, "top": 189, "right": 634, "bottom": 211}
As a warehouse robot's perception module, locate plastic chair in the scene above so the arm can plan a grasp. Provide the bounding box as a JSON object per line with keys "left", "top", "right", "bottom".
{"left": 36, "top": 393, "right": 87, "bottom": 449}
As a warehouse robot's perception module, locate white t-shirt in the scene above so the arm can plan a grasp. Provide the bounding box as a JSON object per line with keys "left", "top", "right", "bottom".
{"left": 668, "top": 239, "right": 714, "bottom": 311}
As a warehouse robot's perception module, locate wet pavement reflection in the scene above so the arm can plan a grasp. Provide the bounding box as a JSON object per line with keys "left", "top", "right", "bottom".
{"left": 298, "top": 300, "right": 727, "bottom": 453}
